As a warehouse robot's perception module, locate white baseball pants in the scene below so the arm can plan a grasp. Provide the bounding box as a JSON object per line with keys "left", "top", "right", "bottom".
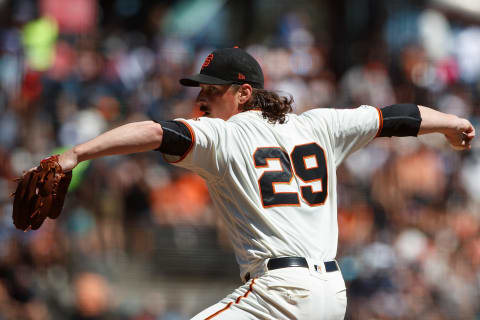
{"left": 191, "top": 263, "right": 347, "bottom": 320}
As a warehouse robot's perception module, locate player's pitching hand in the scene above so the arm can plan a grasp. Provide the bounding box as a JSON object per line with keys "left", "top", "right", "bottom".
{"left": 444, "top": 117, "right": 475, "bottom": 150}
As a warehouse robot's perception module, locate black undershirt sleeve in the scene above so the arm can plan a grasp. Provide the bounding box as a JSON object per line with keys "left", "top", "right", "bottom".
{"left": 154, "top": 120, "right": 193, "bottom": 156}
{"left": 378, "top": 103, "right": 422, "bottom": 137}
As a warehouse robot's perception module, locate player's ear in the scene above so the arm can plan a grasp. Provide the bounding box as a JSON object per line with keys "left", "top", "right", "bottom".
{"left": 237, "top": 84, "right": 253, "bottom": 104}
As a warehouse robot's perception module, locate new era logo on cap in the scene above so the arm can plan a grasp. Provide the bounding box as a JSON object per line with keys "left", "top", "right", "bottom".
{"left": 180, "top": 47, "right": 264, "bottom": 89}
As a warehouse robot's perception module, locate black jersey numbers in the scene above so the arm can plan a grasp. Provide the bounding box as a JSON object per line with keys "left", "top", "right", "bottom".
{"left": 253, "top": 147, "right": 300, "bottom": 207}
{"left": 253, "top": 143, "right": 328, "bottom": 208}
{"left": 291, "top": 143, "right": 328, "bottom": 206}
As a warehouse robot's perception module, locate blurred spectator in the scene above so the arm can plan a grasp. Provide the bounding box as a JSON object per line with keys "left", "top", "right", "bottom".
{"left": 71, "top": 272, "right": 112, "bottom": 319}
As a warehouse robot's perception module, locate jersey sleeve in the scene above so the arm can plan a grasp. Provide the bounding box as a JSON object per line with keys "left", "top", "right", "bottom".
{"left": 304, "top": 105, "right": 381, "bottom": 166}
{"left": 163, "top": 117, "right": 230, "bottom": 181}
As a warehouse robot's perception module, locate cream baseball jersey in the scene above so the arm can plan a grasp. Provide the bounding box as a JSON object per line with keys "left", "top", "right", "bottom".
{"left": 164, "top": 106, "right": 381, "bottom": 279}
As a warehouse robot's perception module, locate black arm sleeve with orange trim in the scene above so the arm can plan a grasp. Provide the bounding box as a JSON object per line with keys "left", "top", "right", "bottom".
{"left": 378, "top": 104, "right": 422, "bottom": 137}
{"left": 154, "top": 120, "right": 193, "bottom": 156}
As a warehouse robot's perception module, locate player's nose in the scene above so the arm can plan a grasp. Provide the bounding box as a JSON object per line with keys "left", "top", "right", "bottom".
{"left": 195, "top": 94, "right": 208, "bottom": 105}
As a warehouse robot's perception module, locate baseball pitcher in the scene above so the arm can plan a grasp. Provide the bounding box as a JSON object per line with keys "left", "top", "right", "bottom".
{"left": 13, "top": 48, "right": 475, "bottom": 319}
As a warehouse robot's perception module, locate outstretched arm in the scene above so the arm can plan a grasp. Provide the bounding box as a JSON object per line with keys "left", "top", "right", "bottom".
{"left": 58, "top": 121, "right": 164, "bottom": 171}
{"left": 418, "top": 105, "right": 475, "bottom": 150}
{"left": 377, "top": 104, "right": 475, "bottom": 150}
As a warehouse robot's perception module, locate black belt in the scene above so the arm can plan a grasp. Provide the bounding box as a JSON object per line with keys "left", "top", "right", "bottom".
{"left": 244, "top": 257, "right": 339, "bottom": 282}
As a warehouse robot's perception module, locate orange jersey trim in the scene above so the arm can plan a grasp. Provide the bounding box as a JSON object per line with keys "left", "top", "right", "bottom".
{"left": 375, "top": 107, "right": 383, "bottom": 138}
{"left": 204, "top": 278, "right": 256, "bottom": 319}
{"left": 163, "top": 120, "right": 195, "bottom": 164}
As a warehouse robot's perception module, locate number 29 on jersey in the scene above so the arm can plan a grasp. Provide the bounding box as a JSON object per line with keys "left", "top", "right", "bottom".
{"left": 253, "top": 142, "right": 328, "bottom": 208}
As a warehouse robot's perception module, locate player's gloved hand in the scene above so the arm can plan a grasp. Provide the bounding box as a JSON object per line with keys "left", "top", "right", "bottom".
{"left": 444, "top": 117, "right": 475, "bottom": 150}
{"left": 11, "top": 154, "right": 72, "bottom": 231}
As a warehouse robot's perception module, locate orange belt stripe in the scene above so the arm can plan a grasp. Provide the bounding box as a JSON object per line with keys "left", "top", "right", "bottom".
{"left": 204, "top": 278, "right": 256, "bottom": 319}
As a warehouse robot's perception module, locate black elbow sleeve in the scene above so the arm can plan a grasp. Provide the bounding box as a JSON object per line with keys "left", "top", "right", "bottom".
{"left": 378, "top": 103, "right": 422, "bottom": 137}
{"left": 155, "top": 120, "right": 193, "bottom": 156}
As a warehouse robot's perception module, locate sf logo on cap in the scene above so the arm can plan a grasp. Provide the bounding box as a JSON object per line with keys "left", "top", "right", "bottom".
{"left": 201, "top": 54, "right": 214, "bottom": 70}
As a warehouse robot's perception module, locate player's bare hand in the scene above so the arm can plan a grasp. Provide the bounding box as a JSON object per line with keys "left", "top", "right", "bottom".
{"left": 444, "top": 117, "right": 475, "bottom": 150}
{"left": 58, "top": 148, "right": 79, "bottom": 172}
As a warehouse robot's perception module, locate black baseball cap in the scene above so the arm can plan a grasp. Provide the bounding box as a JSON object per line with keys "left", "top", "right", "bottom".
{"left": 180, "top": 47, "right": 264, "bottom": 89}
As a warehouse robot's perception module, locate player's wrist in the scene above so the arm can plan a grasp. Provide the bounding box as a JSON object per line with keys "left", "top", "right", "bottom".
{"left": 440, "top": 115, "right": 467, "bottom": 137}
{"left": 59, "top": 148, "right": 79, "bottom": 172}
{"left": 442, "top": 114, "right": 461, "bottom": 133}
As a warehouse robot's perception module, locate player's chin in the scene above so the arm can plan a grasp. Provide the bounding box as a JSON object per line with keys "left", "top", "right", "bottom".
{"left": 451, "top": 144, "right": 469, "bottom": 151}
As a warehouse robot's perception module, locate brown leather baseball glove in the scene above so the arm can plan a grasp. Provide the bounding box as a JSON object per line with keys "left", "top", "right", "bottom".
{"left": 12, "top": 154, "right": 72, "bottom": 231}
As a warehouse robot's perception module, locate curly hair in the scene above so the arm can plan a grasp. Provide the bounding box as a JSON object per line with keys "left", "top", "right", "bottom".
{"left": 234, "top": 85, "right": 294, "bottom": 124}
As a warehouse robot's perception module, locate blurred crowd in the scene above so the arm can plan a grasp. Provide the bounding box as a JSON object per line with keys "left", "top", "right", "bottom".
{"left": 0, "top": 0, "right": 479, "bottom": 319}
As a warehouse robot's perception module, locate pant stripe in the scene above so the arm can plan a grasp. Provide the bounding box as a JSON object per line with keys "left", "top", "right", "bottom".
{"left": 204, "top": 302, "right": 233, "bottom": 320}
{"left": 204, "top": 278, "right": 256, "bottom": 319}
